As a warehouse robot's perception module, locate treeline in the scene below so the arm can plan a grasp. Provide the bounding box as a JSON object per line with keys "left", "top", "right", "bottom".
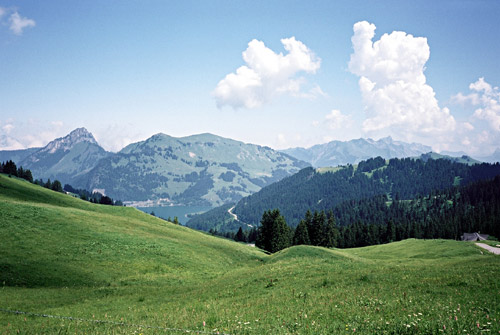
{"left": 255, "top": 209, "right": 340, "bottom": 253}
{"left": 254, "top": 176, "right": 500, "bottom": 253}
{"left": 208, "top": 227, "right": 258, "bottom": 243}
{"left": 1, "top": 160, "right": 122, "bottom": 206}
{"left": 0, "top": 160, "right": 34, "bottom": 182}
{"left": 63, "top": 184, "right": 123, "bottom": 206}
{"left": 233, "top": 157, "right": 500, "bottom": 227}
{"left": 34, "top": 178, "right": 64, "bottom": 193}
{"left": 334, "top": 175, "right": 500, "bottom": 248}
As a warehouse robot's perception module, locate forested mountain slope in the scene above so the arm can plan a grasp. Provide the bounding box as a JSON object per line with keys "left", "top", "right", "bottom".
{"left": 333, "top": 175, "right": 500, "bottom": 247}
{"left": 188, "top": 156, "right": 500, "bottom": 230}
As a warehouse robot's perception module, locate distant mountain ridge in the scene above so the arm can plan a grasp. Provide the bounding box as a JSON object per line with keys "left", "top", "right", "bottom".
{"left": 80, "top": 132, "right": 308, "bottom": 206}
{"left": 15, "top": 128, "right": 111, "bottom": 186}
{"left": 478, "top": 148, "right": 500, "bottom": 163}
{"left": 0, "top": 128, "right": 309, "bottom": 206}
{"left": 282, "top": 137, "right": 432, "bottom": 167}
{"left": 2, "top": 128, "right": 495, "bottom": 207}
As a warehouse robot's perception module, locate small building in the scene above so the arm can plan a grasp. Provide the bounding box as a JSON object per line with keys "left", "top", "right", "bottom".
{"left": 461, "top": 232, "right": 489, "bottom": 241}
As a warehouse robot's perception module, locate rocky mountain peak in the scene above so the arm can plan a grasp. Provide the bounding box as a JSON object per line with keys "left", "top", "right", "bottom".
{"left": 41, "top": 127, "right": 99, "bottom": 154}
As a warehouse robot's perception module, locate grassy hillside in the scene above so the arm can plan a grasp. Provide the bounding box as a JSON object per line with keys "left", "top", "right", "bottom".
{"left": 1, "top": 174, "right": 499, "bottom": 334}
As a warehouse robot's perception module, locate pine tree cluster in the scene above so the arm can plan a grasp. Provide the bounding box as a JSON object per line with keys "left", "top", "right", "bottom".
{"left": 0, "top": 160, "right": 34, "bottom": 183}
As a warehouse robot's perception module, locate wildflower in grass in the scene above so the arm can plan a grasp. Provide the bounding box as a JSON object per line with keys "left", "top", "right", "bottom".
{"left": 443, "top": 324, "right": 446, "bottom": 330}
{"left": 203, "top": 321, "right": 206, "bottom": 327}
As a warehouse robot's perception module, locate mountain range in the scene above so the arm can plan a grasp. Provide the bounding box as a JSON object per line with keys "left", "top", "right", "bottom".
{"left": 282, "top": 137, "right": 432, "bottom": 167}
{"left": 1, "top": 128, "right": 497, "bottom": 207}
{"left": 283, "top": 137, "right": 500, "bottom": 167}
{"left": 78, "top": 132, "right": 308, "bottom": 206}
{"left": 0, "top": 128, "right": 307, "bottom": 206}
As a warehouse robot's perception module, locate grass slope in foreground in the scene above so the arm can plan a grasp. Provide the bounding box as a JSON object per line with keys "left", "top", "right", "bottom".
{"left": 0, "top": 174, "right": 499, "bottom": 334}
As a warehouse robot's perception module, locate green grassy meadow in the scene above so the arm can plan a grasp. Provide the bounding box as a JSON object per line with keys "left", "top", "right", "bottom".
{"left": 0, "top": 174, "right": 499, "bottom": 334}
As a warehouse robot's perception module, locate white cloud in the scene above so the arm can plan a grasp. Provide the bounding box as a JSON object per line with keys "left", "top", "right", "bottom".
{"left": 348, "top": 21, "right": 455, "bottom": 143}
{"left": 0, "top": 119, "right": 69, "bottom": 150}
{"left": 451, "top": 92, "right": 480, "bottom": 106}
{"left": 213, "top": 37, "right": 321, "bottom": 109}
{"left": 8, "top": 11, "right": 35, "bottom": 35}
{"left": 0, "top": 134, "right": 24, "bottom": 150}
{"left": 463, "top": 122, "right": 474, "bottom": 131}
{"left": 454, "top": 78, "right": 500, "bottom": 132}
{"left": 324, "top": 109, "right": 352, "bottom": 130}
{"left": 0, "top": 8, "right": 35, "bottom": 35}
{"left": 470, "top": 77, "right": 493, "bottom": 94}
{"left": 468, "top": 78, "right": 500, "bottom": 131}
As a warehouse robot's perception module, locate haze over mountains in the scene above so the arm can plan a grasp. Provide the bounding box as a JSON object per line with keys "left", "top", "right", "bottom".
{"left": 284, "top": 137, "right": 449, "bottom": 167}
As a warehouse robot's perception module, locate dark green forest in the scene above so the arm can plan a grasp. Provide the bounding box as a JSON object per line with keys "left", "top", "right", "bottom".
{"left": 233, "top": 157, "right": 500, "bottom": 227}
{"left": 255, "top": 175, "right": 500, "bottom": 253}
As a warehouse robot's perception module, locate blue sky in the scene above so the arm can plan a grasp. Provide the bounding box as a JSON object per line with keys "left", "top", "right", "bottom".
{"left": 1, "top": 1, "right": 499, "bottom": 156}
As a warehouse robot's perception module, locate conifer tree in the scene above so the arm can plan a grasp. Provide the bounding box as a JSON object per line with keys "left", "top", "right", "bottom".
{"left": 51, "top": 180, "right": 64, "bottom": 193}
{"left": 256, "top": 209, "right": 290, "bottom": 253}
{"left": 386, "top": 220, "right": 396, "bottom": 243}
{"left": 235, "top": 227, "right": 246, "bottom": 242}
{"left": 323, "top": 211, "right": 339, "bottom": 247}
{"left": 4, "top": 160, "right": 17, "bottom": 176}
{"left": 293, "top": 219, "right": 310, "bottom": 245}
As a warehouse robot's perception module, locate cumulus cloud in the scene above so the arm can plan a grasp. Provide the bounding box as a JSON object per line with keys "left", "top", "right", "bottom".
{"left": 348, "top": 21, "right": 456, "bottom": 143}
{"left": 466, "top": 78, "right": 500, "bottom": 131}
{"left": 449, "top": 78, "right": 500, "bottom": 156}
{"left": 213, "top": 37, "right": 321, "bottom": 109}
{"left": 9, "top": 11, "right": 36, "bottom": 35}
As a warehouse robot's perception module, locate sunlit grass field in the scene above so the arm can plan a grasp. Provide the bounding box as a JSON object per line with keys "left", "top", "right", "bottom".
{"left": 1, "top": 174, "right": 499, "bottom": 334}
